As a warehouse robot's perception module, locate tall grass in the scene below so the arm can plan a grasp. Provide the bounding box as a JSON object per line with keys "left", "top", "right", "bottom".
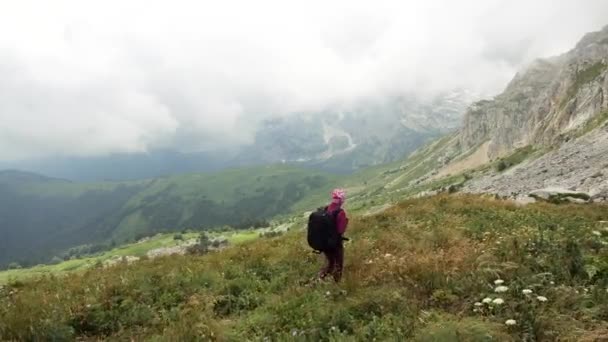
{"left": 1, "top": 195, "right": 607, "bottom": 341}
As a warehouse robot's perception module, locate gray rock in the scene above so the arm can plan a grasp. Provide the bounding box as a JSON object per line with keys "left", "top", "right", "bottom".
{"left": 459, "top": 25, "right": 608, "bottom": 159}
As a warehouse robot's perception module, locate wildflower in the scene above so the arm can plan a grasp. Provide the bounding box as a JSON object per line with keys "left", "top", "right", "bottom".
{"left": 522, "top": 289, "right": 533, "bottom": 295}
{"left": 592, "top": 231, "right": 602, "bottom": 237}
{"left": 474, "top": 302, "right": 483, "bottom": 307}
{"left": 326, "top": 291, "right": 331, "bottom": 296}
{"left": 291, "top": 329, "right": 298, "bottom": 337}
{"left": 384, "top": 253, "right": 393, "bottom": 258}
{"left": 505, "top": 319, "right": 517, "bottom": 326}
{"left": 537, "top": 296, "right": 548, "bottom": 302}
{"left": 495, "top": 286, "right": 509, "bottom": 293}
{"left": 550, "top": 281, "right": 555, "bottom": 285}
{"left": 482, "top": 297, "right": 493, "bottom": 304}
{"left": 492, "top": 298, "right": 505, "bottom": 305}
{"left": 494, "top": 279, "right": 505, "bottom": 285}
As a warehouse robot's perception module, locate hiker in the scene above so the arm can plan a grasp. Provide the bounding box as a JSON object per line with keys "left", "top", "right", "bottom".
{"left": 316, "top": 189, "right": 349, "bottom": 282}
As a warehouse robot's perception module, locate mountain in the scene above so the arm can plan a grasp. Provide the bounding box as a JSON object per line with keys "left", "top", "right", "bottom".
{"left": 0, "top": 167, "right": 335, "bottom": 268}
{"left": 0, "top": 90, "right": 475, "bottom": 181}
{"left": 456, "top": 25, "right": 608, "bottom": 200}
{"left": 369, "top": 25, "right": 608, "bottom": 202}
{"left": 4, "top": 26, "right": 608, "bottom": 341}
{"left": 239, "top": 90, "right": 475, "bottom": 173}
{"left": 460, "top": 29, "right": 608, "bottom": 158}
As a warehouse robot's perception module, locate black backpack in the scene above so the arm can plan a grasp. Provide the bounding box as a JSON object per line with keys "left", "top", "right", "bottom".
{"left": 307, "top": 207, "right": 342, "bottom": 252}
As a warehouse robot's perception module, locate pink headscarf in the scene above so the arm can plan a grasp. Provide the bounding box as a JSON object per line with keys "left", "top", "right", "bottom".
{"left": 331, "top": 188, "right": 346, "bottom": 205}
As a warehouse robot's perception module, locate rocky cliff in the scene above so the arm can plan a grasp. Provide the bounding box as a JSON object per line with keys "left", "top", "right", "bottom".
{"left": 460, "top": 25, "right": 608, "bottom": 159}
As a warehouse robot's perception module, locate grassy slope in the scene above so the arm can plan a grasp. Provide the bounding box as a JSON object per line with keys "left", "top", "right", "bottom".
{"left": 0, "top": 165, "right": 337, "bottom": 267}
{"left": 110, "top": 165, "right": 338, "bottom": 241}
{"left": 2, "top": 195, "right": 608, "bottom": 341}
{"left": 0, "top": 230, "right": 265, "bottom": 285}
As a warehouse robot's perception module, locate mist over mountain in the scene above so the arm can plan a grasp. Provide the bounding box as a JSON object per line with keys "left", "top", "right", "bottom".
{"left": 2, "top": 0, "right": 608, "bottom": 170}
{"left": 1, "top": 90, "right": 475, "bottom": 180}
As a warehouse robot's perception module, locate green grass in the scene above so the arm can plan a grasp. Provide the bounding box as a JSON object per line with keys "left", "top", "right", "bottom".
{"left": 3, "top": 195, "right": 608, "bottom": 341}
{"left": 224, "top": 230, "right": 263, "bottom": 244}
{"left": 493, "top": 145, "right": 537, "bottom": 172}
{"left": 0, "top": 232, "right": 197, "bottom": 285}
{"left": 577, "top": 110, "right": 608, "bottom": 138}
{"left": 0, "top": 228, "right": 278, "bottom": 286}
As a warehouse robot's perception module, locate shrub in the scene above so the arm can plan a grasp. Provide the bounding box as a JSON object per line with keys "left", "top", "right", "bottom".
{"left": 187, "top": 233, "right": 211, "bottom": 255}
{"left": 7, "top": 262, "right": 21, "bottom": 270}
{"left": 49, "top": 256, "right": 63, "bottom": 265}
{"left": 496, "top": 160, "right": 509, "bottom": 172}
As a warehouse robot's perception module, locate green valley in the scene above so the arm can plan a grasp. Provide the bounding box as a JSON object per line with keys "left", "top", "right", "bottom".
{"left": 0, "top": 166, "right": 336, "bottom": 269}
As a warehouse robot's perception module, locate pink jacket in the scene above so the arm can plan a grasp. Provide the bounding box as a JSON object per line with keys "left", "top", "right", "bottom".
{"left": 327, "top": 202, "right": 349, "bottom": 235}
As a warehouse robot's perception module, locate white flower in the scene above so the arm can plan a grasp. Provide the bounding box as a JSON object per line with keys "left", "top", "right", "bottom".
{"left": 494, "top": 279, "right": 505, "bottom": 285}
{"left": 474, "top": 302, "right": 483, "bottom": 307}
{"left": 492, "top": 298, "right": 505, "bottom": 305}
{"left": 505, "top": 319, "right": 517, "bottom": 326}
{"left": 326, "top": 291, "right": 331, "bottom": 296}
{"left": 522, "top": 289, "right": 533, "bottom": 295}
{"left": 592, "top": 231, "right": 602, "bottom": 236}
{"left": 482, "top": 297, "right": 493, "bottom": 304}
{"left": 550, "top": 281, "right": 555, "bottom": 285}
{"left": 384, "top": 253, "right": 393, "bottom": 258}
{"left": 495, "top": 286, "right": 509, "bottom": 293}
{"left": 537, "top": 296, "right": 548, "bottom": 302}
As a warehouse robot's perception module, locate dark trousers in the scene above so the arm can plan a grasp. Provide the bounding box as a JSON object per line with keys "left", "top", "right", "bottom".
{"left": 319, "top": 243, "right": 344, "bottom": 282}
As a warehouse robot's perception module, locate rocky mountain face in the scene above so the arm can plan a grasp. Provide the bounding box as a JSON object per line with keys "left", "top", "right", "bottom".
{"left": 238, "top": 90, "right": 476, "bottom": 172}
{"left": 459, "top": 25, "right": 608, "bottom": 159}
{"left": 463, "top": 122, "right": 608, "bottom": 202}
{"left": 427, "top": 26, "right": 608, "bottom": 202}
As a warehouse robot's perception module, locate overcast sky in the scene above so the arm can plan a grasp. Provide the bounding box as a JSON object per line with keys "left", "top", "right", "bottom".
{"left": 1, "top": 0, "right": 607, "bottom": 161}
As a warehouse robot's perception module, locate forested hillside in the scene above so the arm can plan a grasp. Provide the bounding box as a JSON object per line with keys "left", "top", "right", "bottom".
{"left": 0, "top": 167, "right": 335, "bottom": 268}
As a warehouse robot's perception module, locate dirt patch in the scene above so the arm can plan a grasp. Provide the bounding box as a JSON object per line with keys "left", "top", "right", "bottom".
{"left": 434, "top": 141, "right": 490, "bottom": 179}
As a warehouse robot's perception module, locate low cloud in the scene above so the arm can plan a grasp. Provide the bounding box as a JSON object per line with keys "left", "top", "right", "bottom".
{"left": 1, "top": 0, "right": 607, "bottom": 160}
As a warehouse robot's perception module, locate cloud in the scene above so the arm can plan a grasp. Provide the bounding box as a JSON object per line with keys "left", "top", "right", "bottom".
{"left": 0, "top": 0, "right": 607, "bottom": 160}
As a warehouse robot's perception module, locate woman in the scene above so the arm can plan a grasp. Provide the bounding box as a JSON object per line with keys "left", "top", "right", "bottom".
{"left": 318, "top": 189, "right": 349, "bottom": 282}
